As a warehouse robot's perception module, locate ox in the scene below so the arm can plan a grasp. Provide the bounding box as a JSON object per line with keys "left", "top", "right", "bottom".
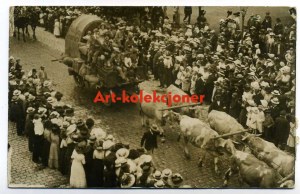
{"left": 138, "top": 91, "right": 169, "bottom": 127}
{"left": 208, "top": 110, "right": 245, "bottom": 136}
{"left": 189, "top": 105, "right": 209, "bottom": 121}
{"left": 167, "top": 111, "right": 236, "bottom": 174}
{"left": 166, "top": 84, "right": 196, "bottom": 116}
{"left": 242, "top": 134, "right": 295, "bottom": 179}
{"left": 224, "top": 149, "right": 279, "bottom": 188}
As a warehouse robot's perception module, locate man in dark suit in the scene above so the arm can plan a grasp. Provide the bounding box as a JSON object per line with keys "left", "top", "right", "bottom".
{"left": 195, "top": 75, "right": 206, "bottom": 97}
{"left": 141, "top": 124, "right": 161, "bottom": 154}
{"left": 274, "top": 110, "right": 290, "bottom": 150}
{"left": 208, "top": 94, "right": 226, "bottom": 113}
{"left": 183, "top": 7, "right": 192, "bottom": 24}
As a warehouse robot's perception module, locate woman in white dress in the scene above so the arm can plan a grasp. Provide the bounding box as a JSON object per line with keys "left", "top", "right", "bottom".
{"left": 70, "top": 146, "right": 87, "bottom": 188}
{"left": 287, "top": 116, "right": 296, "bottom": 153}
{"left": 53, "top": 19, "right": 61, "bottom": 38}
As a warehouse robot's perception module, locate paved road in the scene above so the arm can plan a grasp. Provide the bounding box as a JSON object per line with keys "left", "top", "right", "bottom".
{"left": 8, "top": 27, "right": 241, "bottom": 188}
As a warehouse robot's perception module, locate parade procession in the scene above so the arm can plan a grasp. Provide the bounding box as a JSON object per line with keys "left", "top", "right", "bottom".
{"left": 7, "top": 6, "right": 296, "bottom": 189}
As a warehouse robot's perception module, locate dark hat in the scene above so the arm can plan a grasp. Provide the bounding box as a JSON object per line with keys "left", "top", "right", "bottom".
{"left": 128, "top": 149, "right": 140, "bottom": 160}
{"left": 65, "top": 108, "right": 74, "bottom": 116}
{"left": 76, "top": 119, "right": 85, "bottom": 128}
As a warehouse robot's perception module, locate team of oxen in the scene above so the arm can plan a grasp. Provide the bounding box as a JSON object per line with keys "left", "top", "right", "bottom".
{"left": 138, "top": 85, "right": 295, "bottom": 188}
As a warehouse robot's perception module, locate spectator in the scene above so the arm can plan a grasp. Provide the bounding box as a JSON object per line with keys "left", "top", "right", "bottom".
{"left": 141, "top": 124, "right": 161, "bottom": 154}
{"left": 183, "top": 7, "right": 192, "bottom": 24}
{"left": 274, "top": 110, "right": 290, "bottom": 149}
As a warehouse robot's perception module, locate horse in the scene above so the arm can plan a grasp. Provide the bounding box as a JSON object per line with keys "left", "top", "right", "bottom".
{"left": 13, "top": 6, "right": 29, "bottom": 42}
{"left": 13, "top": 6, "right": 40, "bottom": 41}
{"left": 26, "top": 7, "right": 40, "bottom": 40}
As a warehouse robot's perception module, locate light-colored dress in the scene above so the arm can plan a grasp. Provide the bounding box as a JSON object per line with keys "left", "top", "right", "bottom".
{"left": 287, "top": 122, "right": 296, "bottom": 147}
{"left": 70, "top": 150, "right": 87, "bottom": 188}
{"left": 48, "top": 132, "right": 60, "bottom": 169}
{"left": 54, "top": 21, "right": 61, "bottom": 36}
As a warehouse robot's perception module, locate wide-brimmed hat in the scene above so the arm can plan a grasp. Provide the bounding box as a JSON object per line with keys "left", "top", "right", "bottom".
{"left": 62, "top": 121, "right": 70, "bottom": 128}
{"left": 88, "top": 135, "right": 97, "bottom": 145}
{"left": 150, "top": 124, "right": 159, "bottom": 132}
{"left": 236, "top": 74, "right": 243, "bottom": 79}
{"left": 43, "top": 80, "right": 52, "bottom": 87}
{"left": 66, "top": 124, "right": 77, "bottom": 136}
{"left": 106, "top": 134, "right": 115, "bottom": 141}
{"left": 260, "top": 81, "right": 270, "bottom": 88}
{"left": 139, "top": 154, "right": 152, "bottom": 164}
{"left": 171, "top": 173, "right": 184, "bottom": 185}
{"left": 115, "top": 157, "right": 127, "bottom": 168}
{"left": 154, "top": 180, "right": 165, "bottom": 188}
{"left": 271, "top": 90, "right": 281, "bottom": 96}
{"left": 27, "top": 94, "right": 36, "bottom": 102}
{"left": 103, "top": 140, "right": 115, "bottom": 150}
{"left": 228, "top": 40, "right": 234, "bottom": 44}
{"left": 38, "top": 107, "right": 47, "bottom": 115}
{"left": 50, "top": 111, "right": 60, "bottom": 118}
{"left": 47, "top": 97, "right": 56, "bottom": 104}
{"left": 116, "top": 148, "right": 130, "bottom": 159}
{"left": 13, "top": 90, "right": 21, "bottom": 96}
{"left": 271, "top": 97, "right": 280, "bottom": 105}
{"left": 153, "top": 170, "right": 162, "bottom": 180}
{"left": 120, "top": 173, "right": 135, "bottom": 188}
{"left": 26, "top": 107, "right": 35, "bottom": 114}
{"left": 162, "top": 168, "right": 172, "bottom": 178}
{"left": 250, "top": 81, "right": 260, "bottom": 90}
{"left": 280, "top": 66, "right": 291, "bottom": 74}
{"left": 248, "top": 72, "right": 256, "bottom": 76}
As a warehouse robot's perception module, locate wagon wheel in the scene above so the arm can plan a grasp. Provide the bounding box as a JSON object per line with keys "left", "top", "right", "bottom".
{"left": 102, "top": 89, "right": 112, "bottom": 107}
{"left": 73, "top": 75, "right": 85, "bottom": 88}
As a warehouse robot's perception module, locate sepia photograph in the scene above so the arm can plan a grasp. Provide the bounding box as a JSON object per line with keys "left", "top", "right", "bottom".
{"left": 6, "top": 4, "right": 296, "bottom": 189}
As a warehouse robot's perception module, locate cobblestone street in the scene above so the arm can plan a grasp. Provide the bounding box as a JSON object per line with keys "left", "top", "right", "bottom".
{"left": 8, "top": 27, "right": 241, "bottom": 188}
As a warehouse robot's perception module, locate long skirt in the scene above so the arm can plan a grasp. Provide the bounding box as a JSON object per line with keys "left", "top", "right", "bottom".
{"left": 41, "top": 139, "right": 50, "bottom": 167}
{"left": 90, "top": 159, "right": 104, "bottom": 187}
{"left": 70, "top": 159, "right": 87, "bottom": 188}
{"left": 59, "top": 147, "right": 67, "bottom": 175}
{"left": 32, "top": 135, "right": 43, "bottom": 163}
{"left": 65, "top": 144, "right": 76, "bottom": 179}
{"left": 48, "top": 143, "right": 59, "bottom": 169}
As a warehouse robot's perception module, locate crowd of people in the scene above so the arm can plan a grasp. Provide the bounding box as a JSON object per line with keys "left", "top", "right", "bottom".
{"left": 8, "top": 57, "right": 188, "bottom": 188}
{"left": 33, "top": 6, "right": 203, "bottom": 39}
{"left": 73, "top": 7, "right": 296, "bottom": 153}
{"left": 9, "top": 6, "right": 297, "bottom": 187}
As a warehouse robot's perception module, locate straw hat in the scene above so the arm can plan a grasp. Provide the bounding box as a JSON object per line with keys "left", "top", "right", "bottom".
{"left": 140, "top": 154, "right": 152, "bottom": 163}
{"left": 171, "top": 173, "right": 184, "bottom": 185}
{"left": 38, "top": 107, "right": 47, "bottom": 115}
{"left": 13, "top": 90, "right": 21, "bottom": 96}
{"left": 150, "top": 169, "right": 160, "bottom": 178}
{"left": 271, "top": 97, "right": 280, "bottom": 105}
{"left": 162, "top": 168, "right": 172, "bottom": 178}
{"left": 102, "top": 140, "right": 115, "bottom": 150}
{"left": 120, "top": 173, "right": 135, "bottom": 188}
{"left": 116, "top": 148, "right": 130, "bottom": 159}
{"left": 271, "top": 90, "right": 281, "bottom": 96}
{"left": 154, "top": 180, "right": 165, "bottom": 188}
{"left": 66, "top": 124, "right": 77, "bottom": 136}
{"left": 26, "top": 107, "right": 35, "bottom": 114}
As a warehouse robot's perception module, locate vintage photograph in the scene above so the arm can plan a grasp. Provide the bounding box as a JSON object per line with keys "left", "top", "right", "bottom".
{"left": 8, "top": 6, "right": 296, "bottom": 188}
